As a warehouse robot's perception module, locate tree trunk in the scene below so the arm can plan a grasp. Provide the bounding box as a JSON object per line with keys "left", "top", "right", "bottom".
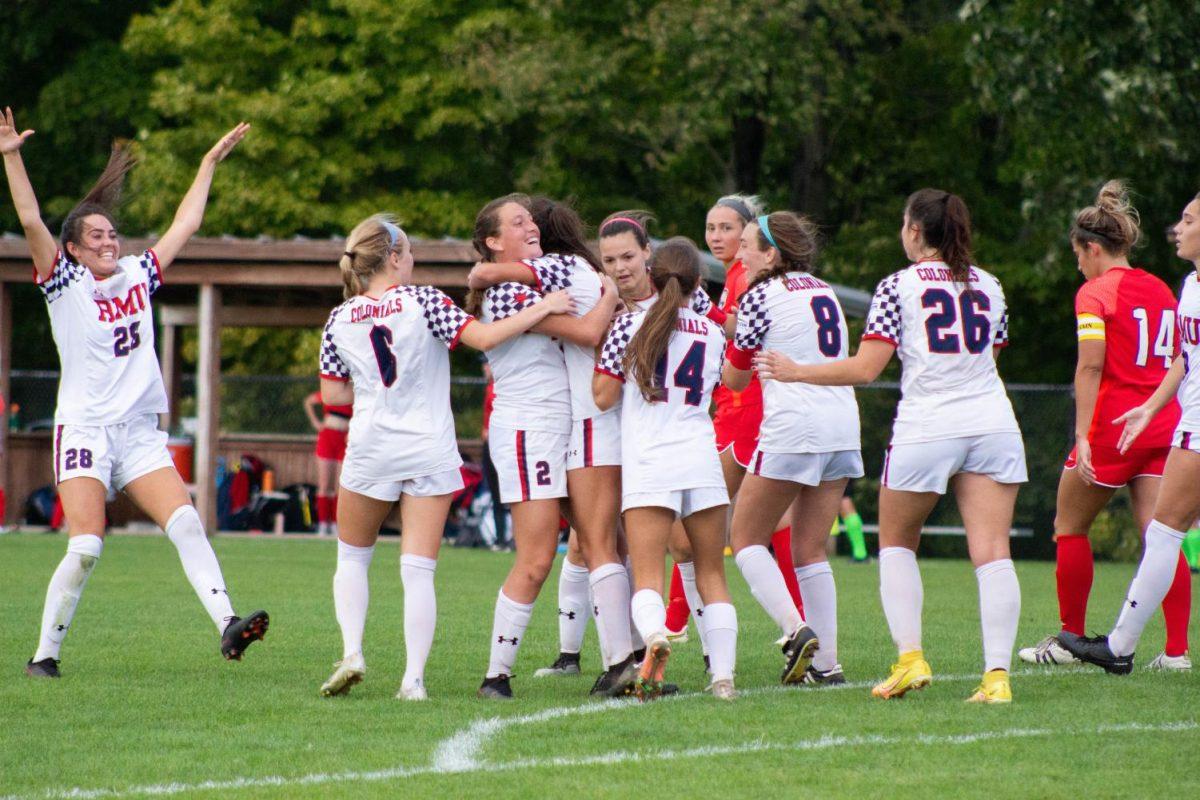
{"left": 731, "top": 111, "right": 765, "bottom": 194}
{"left": 789, "top": 115, "right": 827, "bottom": 217}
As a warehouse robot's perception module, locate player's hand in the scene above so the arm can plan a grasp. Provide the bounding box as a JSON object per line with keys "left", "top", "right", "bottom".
{"left": 599, "top": 274, "right": 618, "bottom": 300}
{"left": 0, "top": 107, "right": 34, "bottom": 154}
{"left": 1074, "top": 438, "right": 1096, "bottom": 484}
{"left": 203, "top": 122, "right": 250, "bottom": 165}
{"left": 1113, "top": 404, "right": 1153, "bottom": 455}
{"left": 467, "top": 263, "right": 490, "bottom": 290}
{"left": 540, "top": 289, "right": 575, "bottom": 316}
{"left": 753, "top": 350, "right": 802, "bottom": 382}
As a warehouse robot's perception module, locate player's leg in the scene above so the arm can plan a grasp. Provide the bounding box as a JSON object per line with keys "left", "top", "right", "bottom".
{"left": 125, "top": 465, "right": 266, "bottom": 658}
{"left": 329, "top": 456, "right": 344, "bottom": 537}
{"left": 770, "top": 498, "right": 804, "bottom": 614}
{"left": 625, "top": 504, "right": 677, "bottom": 701}
{"left": 668, "top": 523, "right": 710, "bottom": 660}
{"left": 840, "top": 493, "right": 869, "bottom": 562}
{"left": 954, "top": 472, "right": 1021, "bottom": 703}
{"left": 480, "top": 497, "right": 561, "bottom": 698}
{"left": 28, "top": 475, "right": 108, "bottom": 676}
{"left": 791, "top": 479, "right": 848, "bottom": 684}
{"left": 535, "top": 529, "right": 588, "bottom": 677}
{"left": 315, "top": 455, "right": 338, "bottom": 536}
{"left": 1130, "top": 474, "right": 1192, "bottom": 666}
{"left": 396, "top": 485, "right": 456, "bottom": 700}
{"left": 318, "top": 485, "right": 390, "bottom": 697}
{"left": 664, "top": 559, "right": 691, "bottom": 638}
{"left": 683, "top": 501, "right": 737, "bottom": 699}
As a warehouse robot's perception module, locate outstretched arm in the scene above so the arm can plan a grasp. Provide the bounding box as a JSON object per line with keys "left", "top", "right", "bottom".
{"left": 152, "top": 122, "right": 249, "bottom": 269}
{"left": 754, "top": 338, "right": 895, "bottom": 386}
{"left": 459, "top": 290, "right": 575, "bottom": 351}
{"left": 531, "top": 275, "right": 621, "bottom": 347}
{"left": 0, "top": 107, "right": 56, "bottom": 278}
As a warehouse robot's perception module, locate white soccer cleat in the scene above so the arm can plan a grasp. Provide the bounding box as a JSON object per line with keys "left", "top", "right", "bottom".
{"left": 396, "top": 679, "right": 428, "bottom": 700}
{"left": 709, "top": 678, "right": 737, "bottom": 701}
{"left": 319, "top": 653, "right": 366, "bottom": 697}
{"left": 1018, "top": 635, "right": 1079, "bottom": 665}
{"left": 1146, "top": 652, "right": 1192, "bottom": 671}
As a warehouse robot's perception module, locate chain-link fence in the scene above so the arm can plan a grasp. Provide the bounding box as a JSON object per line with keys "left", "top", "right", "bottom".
{"left": 13, "top": 370, "right": 1139, "bottom": 558}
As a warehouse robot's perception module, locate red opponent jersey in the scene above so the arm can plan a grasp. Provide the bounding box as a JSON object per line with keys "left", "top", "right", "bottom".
{"left": 712, "top": 260, "right": 763, "bottom": 410}
{"left": 1075, "top": 267, "right": 1181, "bottom": 449}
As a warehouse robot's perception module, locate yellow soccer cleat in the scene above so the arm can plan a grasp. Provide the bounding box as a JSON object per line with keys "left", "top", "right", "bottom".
{"left": 871, "top": 651, "right": 932, "bottom": 699}
{"left": 966, "top": 669, "right": 1012, "bottom": 704}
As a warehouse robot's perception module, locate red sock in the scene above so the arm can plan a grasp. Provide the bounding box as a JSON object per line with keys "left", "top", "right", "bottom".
{"left": 316, "top": 494, "right": 334, "bottom": 525}
{"left": 665, "top": 562, "right": 690, "bottom": 632}
{"left": 50, "top": 497, "right": 65, "bottom": 531}
{"left": 771, "top": 527, "right": 804, "bottom": 618}
{"left": 1055, "top": 533, "right": 1092, "bottom": 636}
{"left": 1162, "top": 551, "right": 1192, "bottom": 657}
{"left": 0, "top": 487, "right": 6, "bottom": 523}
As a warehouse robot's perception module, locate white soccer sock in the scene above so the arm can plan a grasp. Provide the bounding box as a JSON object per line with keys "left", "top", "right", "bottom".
{"left": 1110, "top": 520, "right": 1186, "bottom": 656}
{"left": 630, "top": 588, "right": 667, "bottom": 643}
{"left": 735, "top": 545, "right": 803, "bottom": 637}
{"left": 703, "top": 602, "right": 738, "bottom": 682}
{"left": 976, "top": 558, "right": 1020, "bottom": 672}
{"left": 333, "top": 540, "right": 374, "bottom": 659}
{"left": 400, "top": 554, "right": 437, "bottom": 690}
{"left": 879, "top": 546, "right": 923, "bottom": 654}
{"left": 165, "top": 506, "right": 235, "bottom": 631}
{"left": 557, "top": 558, "right": 591, "bottom": 655}
{"left": 33, "top": 534, "right": 103, "bottom": 662}
{"left": 590, "top": 561, "right": 633, "bottom": 667}
{"left": 795, "top": 561, "right": 838, "bottom": 672}
{"left": 677, "top": 561, "right": 710, "bottom": 655}
{"left": 624, "top": 558, "right": 645, "bottom": 652}
{"left": 487, "top": 590, "right": 534, "bottom": 678}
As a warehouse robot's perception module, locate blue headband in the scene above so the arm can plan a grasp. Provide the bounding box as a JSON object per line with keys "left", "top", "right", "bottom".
{"left": 381, "top": 220, "right": 403, "bottom": 248}
{"left": 756, "top": 215, "right": 777, "bottom": 249}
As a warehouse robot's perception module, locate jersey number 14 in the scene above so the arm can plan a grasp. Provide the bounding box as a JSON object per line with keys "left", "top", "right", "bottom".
{"left": 1132, "top": 307, "right": 1175, "bottom": 368}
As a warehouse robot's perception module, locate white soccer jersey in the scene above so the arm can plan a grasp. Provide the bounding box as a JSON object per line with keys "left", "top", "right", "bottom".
{"left": 37, "top": 249, "right": 168, "bottom": 426}
{"left": 863, "top": 261, "right": 1019, "bottom": 444}
{"left": 629, "top": 286, "right": 719, "bottom": 318}
{"left": 479, "top": 281, "right": 571, "bottom": 433}
{"left": 597, "top": 307, "right": 726, "bottom": 493}
{"left": 320, "top": 285, "right": 473, "bottom": 481}
{"left": 731, "top": 272, "right": 861, "bottom": 453}
{"left": 1174, "top": 273, "right": 1200, "bottom": 431}
{"left": 523, "top": 253, "right": 611, "bottom": 422}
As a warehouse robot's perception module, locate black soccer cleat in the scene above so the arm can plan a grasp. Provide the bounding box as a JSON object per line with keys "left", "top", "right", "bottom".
{"left": 633, "top": 647, "right": 646, "bottom": 663}
{"left": 1057, "top": 632, "right": 1133, "bottom": 675}
{"left": 781, "top": 624, "right": 820, "bottom": 684}
{"left": 220, "top": 610, "right": 270, "bottom": 661}
{"left": 25, "top": 658, "right": 61, "bottom": 678}
{"left": 534, "top": 651, "right": 582, "bottom": 678}
{"left": 478, "top": 674, "right": 514, "bottom": 699}
{"left": 800, "top": 664, "right": 847, "bottom": 685}
{"left": 589, "top": 654, "right": 639, "bottom": 698}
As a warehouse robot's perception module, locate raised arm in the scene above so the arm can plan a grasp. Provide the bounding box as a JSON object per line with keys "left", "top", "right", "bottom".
{"left": 754, "top": 338, "right": 895, "bottom": 386}
{"left": 151, "top": 122, "right": 249, "bottom": 269}
{"left": 459, "top": 289, "right": 575, "bottom": 351}
{"left": 1, "top": 108, "right": 57, "bottom": 278}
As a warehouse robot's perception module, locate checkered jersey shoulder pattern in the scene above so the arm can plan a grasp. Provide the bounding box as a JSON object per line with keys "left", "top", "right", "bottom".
{"left": 483, "top": 281, "right": 542, "bottom": 320}
{"left": 733, "top": 281, "right": 772, "bottom": 351}
{"left": 597, "top": 311, "right": 639, "bottom": 380}
{"left": 36, "top": 251, "right": 88, "bottom": 304}
{"left": 404, "top": 285, "right": 473, "bottom": 346}
{"left": 864, "top": 271, "right": 905, "bottom": 344}
{"left": 318, "top": 301, "right": 352, "bottom": 381}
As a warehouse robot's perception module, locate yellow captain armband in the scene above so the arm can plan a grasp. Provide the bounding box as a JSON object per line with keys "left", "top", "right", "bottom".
{"left": 1077, "top": 313, "right": 1106, "bottom": 342}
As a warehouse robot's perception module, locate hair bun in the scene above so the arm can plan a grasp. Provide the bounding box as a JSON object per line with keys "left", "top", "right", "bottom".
{"left": 1096, "top": 180, "right": 1132, "bottom": 215}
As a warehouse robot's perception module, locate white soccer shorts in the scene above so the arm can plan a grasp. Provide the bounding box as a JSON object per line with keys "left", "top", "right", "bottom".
{"left": 489, "top": 424, "right": 570, "bottom": 503}
{"left": 622, "top": 486, "right": 729, "bottom": 518}
{"left": 748, "top": 449, "right": 864, "bottom": 486}
{"left": 882, "top": 432, "right": 1027, "bottom": 494}
{"left": 567, "top": 411, "right": 621, "bottom": 470}
{"left": 53, "top": 413, "right": 174, "bottom": 491}
{"left": 340, "top": 467, "right": 465, "bottom": 502}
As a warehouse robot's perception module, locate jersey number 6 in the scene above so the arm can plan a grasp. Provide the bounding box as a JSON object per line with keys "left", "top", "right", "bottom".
{"left": 921, "top": 288, "right": 991, "bottom": 354}
{"left": 369, "top": 325, "right": 398, "bottom": 387}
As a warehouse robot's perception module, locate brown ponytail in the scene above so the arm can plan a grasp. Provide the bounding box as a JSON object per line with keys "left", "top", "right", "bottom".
{"left": 530, "top": 196, "right": 601, "bottom": 272}
{"left": 625, "top": 237, "right": 703, "bottom": 403}
{"left": 60, "top": 143, "right": 137, "bottom": 259}
{"left": 1070, "top": 180, "right": 1141, "bottom": 256}
{"left": 905, "top": 188, "right": 973, "bottom": 281}
{"left": 339, "top": 214, "right": 403, "bottom": 300}
{"left": 467, "top": 193, "right": 531, "bottom": 315}
{"left": 748, "top": 211, "right": 820, "bottom": 290}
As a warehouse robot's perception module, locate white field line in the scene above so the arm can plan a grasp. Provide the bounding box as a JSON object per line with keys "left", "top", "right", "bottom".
{"left": 6, "top": 668, "right": 1190, "bottom": 800}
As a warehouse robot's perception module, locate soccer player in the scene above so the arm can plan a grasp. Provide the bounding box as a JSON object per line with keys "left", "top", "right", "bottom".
{"left": 0, "top": 108, "right": 270, "bottom": 677}
{"left": 594, "top": 237, "right": 738, "bottom": 701}
{"left": 467, "top": 195, "right": 622, "bottom": 700}
{"left": 725, "top": 211, "right": 863, "bottom": 686}
{"left": 1060, "top": 191, "right": 1200, "bottom": 673}
{"left": 757, "top": 189, "right": 1025, "bottom": 704}
{"left": 704, "top": 196, "right": 805, "bottom": 621}
{"left": 317, "top": 214, "right": 572, "bottom": 700}
{"left": 1019, "top": 182, "right": 1191, "bottom": 670}
{"left": 303, "top": 390, "right": 351, "bottom": 536}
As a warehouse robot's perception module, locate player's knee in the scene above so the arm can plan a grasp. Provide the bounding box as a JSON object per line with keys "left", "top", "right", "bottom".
{"left": 165, "top": 505, "right": 205, "bottom": 544}
{"left": 66, "top": 533, "right": 104, "bottom": 572}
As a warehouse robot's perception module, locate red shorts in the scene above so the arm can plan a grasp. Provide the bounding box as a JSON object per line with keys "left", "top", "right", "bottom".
{"left": 1063, "top": 444, "right": 1168, "bottom": 488}
{"left": 713, "top": 402, "right": 763, "bottom": 469}
{"left": 316, "top": 427, "right": 348, "bottom": 461}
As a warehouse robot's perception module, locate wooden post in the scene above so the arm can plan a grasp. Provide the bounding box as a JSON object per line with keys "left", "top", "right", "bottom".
{"left": 158, "top": 321, "right": 181, "bottom": 433}
{"left": 0, "top": 282, "right": 11, "bottom": 525}
{"left": 195, "top": 285, "right": 222, "bottom": 533}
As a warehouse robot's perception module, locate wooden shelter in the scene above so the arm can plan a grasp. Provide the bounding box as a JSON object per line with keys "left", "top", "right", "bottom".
{"left": 0, "top": 234, "right": 870, "bottom": 531}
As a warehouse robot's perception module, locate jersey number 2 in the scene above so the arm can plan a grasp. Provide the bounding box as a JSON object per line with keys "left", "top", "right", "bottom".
{"left": 369, "top": 325, "right": 397, "bottom": 387}
{"left": 921, "top": 289, "right": 991, "bottom": 354}
{"left": 1132, "top": 307, "right": 1175, "bottom": 368}
{"left": 652, "top": 341, "right": 707, "bottom": 406}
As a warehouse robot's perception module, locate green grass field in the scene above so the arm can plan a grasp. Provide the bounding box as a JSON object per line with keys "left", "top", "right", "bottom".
{"left": 1, "top": 532, "right": 1197, "bottom": 800}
